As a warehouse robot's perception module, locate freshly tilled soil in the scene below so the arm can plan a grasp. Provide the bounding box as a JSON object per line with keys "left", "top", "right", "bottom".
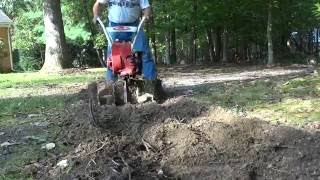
{"left": 38, "top": 93, "right": 320, "bottom": 180}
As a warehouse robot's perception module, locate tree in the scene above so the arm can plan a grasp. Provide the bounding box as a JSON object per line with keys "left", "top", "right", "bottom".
{"left": 267, "top": 0, "right": 274, "bottom": 65}
{"left": 41, "top": 0, "right": 70, "bottom": 72}
{"left": 5, "top": 0, "right": 320, "bottom": 68}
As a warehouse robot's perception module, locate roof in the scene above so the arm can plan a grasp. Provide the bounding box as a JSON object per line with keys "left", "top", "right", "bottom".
{"left": 0, "top": 10, "right": 13, "bottom": 26}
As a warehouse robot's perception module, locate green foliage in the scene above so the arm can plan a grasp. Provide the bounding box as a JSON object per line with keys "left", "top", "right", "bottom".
{"left": 0, "top": 0, "right": 41, "bottom": 17}
{"left": 4, "top": 0, "right": 320, "bottom": 67}
{"left": 18, "top": 50, "right": 42, "bottom": 71}
{"left": 65, "top": 23, "right": 91, "bottom": 44}
{"left": 5, "top": 0, "right": 99, "bottom": 71}
{"left": 315, "top": 2, "right": 320, "bottom": 17}
{"left": 94, "top": 33, "right": 107, "bottom": 49}
{"left": 61, "top": 0, "right": 95, "bottom": 46}
{"left": 12, "top": 11, "right": 44, "bottom": 50}
{"left": 10, "top": 8, "right": 44, "bottom": 71}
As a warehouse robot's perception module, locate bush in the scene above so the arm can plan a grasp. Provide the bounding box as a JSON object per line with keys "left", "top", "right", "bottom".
{"left": 12, "top": 49, "right": 22, "bottom": 71}
{"left": 69, "top": 42, "right": 100, "bottom": 68}
{"left": 19, "top": 50, "right": 43, "bottom": 71}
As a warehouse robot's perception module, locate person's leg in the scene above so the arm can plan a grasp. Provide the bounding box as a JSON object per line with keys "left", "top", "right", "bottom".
{"left": 104, "top": 21, "right": 118, "bottom": 82}
{"left": 142, "top": 50, "right": 157, "bottom": 80}
{"left": 104, "top": 45, "right": 117, "bottom": 82}
{"left": 133, "top": 30, "right": 157, "bottom": 80}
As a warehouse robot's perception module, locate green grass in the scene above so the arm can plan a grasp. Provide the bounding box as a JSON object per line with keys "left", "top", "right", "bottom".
{"left": 252, "top": 98, "right": 320, "bottom": 125}
{"left": 193, "top": 80, "right": 280, "bottom": 108}
{"left": 0, "top": 68, "right": 104, "bottom": 89}
{"left": 0, "top": 95, "right": 78, "bottom": 127}
{"left": 282, "top": 76, "right": 320, "bottom": 97}
{"left": 0, "top": 69, "right": 104, "bottom": 117}
{"left": 193, "top": 74, "right": 320, "bottom": 126}
{"left": 0, "top": 144, "right": 45, "bottom": 179}
{"left": 0, "top": 96, "right": 66, "bottom": 114}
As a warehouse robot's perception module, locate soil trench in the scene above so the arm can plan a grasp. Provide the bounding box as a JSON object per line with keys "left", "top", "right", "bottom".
{"left": 38, "top": 93, "right": 320, "bottom": 180}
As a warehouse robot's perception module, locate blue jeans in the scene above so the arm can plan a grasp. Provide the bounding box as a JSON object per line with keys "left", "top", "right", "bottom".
{"left": 105, "top": 21, "right": 157, "bottom": 81}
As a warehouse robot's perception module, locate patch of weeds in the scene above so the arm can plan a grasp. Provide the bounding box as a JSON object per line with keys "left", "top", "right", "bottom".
{"left": 0, "top": 94, "right": 79, "bottom": 127}
{"left": 0, "top": 118, "right": 69, "bottom": 179}
{"left": 246, "top": 75, "right": 320, "bottom": 126}
{"left": 0, "top": 95, "right": 68, "bottom": 115}
{"left": 194, "top": 75, "right": 320, "bottom": 126}
{"left": 251, "top": 98, "right": 320, "bottom": 126}
{"left": 0, "top": 116, "right": 37, "bottom": 127}
{"left": 282, "top": 76, "right": 320, "bottom": 97}
{"left": 193, "top": 80, "right": 278, "bottom": 109}
{"left": 0, "top": 174, "right": 33, "bottom": 180}
{"left": 0, "top": 143, "right": 45, "bottom": 179}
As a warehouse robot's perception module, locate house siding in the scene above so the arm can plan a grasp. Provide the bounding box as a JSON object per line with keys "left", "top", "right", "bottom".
{"left": 0, "top": 27, "right": 11, "bottom": 72}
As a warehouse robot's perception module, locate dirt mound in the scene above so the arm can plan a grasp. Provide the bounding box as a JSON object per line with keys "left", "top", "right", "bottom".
{"left": 37, "top": 94, "right": 320, "bottom": 180}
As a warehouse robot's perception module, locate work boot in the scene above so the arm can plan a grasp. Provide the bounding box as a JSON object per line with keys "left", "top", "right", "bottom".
{"left": 144, "top": 79, "right": 165, "bottom": 102}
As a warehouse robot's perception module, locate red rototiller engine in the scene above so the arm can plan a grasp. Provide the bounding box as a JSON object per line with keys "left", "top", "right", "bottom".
{"left": 88, "top": 17, "right": 163, "bottom": 107}
{"left": 97, "top": 17, "right": 146, "bottom": 79}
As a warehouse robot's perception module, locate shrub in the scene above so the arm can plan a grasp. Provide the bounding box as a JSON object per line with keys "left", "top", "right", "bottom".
{"left": 19, "top": 50, "right": 43, "bottom": 71}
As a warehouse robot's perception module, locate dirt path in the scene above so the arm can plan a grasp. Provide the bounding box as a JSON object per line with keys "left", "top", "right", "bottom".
{"left": 160, "top": 65, "right": 314, "bottom": 88}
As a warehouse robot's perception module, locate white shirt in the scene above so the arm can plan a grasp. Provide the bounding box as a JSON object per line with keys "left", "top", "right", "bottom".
{"left": 98, "top": 0, "right": 150, "bottom": 23}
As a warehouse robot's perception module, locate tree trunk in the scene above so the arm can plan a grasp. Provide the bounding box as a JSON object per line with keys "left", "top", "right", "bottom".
{"left": 150, "top": 15, "right": 158, "bottom": 64}
{"left": 41, "top": 0, "right": 70, "bottom": 72}
{"left": 213, "top": 27, "right": 222, "bottom": 63}
{"left": 316, "top": 28, "right": 319, "bottom": 56}
{"left": 165, "top": 31, "right": 171, "bottom": 64}
{"left": 207, "top": 28, "right": 215, "bottom": 63}
{"left": 267, "top": 0, "right": 274, "bottom": 65}
{"left": 222, "top": 29, "right": 228, "bottom": 63}
{"left": 189, "top": 0, "right": 197, "bottom": 64}
{"left": 189, "top": 32, "right": 194, "bottom": 63}
{"left": 170, "top": 28, "right": 177, "bottom": 64}
{"left": 203, "top": 40, "right": 211, "bottom": 64}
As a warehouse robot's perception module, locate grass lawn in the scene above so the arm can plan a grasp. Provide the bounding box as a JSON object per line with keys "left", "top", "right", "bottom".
{"left": 0, "top": 68, "right": 104, "bottom": 116}
{"left": 0, "top": 68, "right": 104, "bottom": 89}
{"left": 193, "top": 73, "right": 320, "bottom": 127}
